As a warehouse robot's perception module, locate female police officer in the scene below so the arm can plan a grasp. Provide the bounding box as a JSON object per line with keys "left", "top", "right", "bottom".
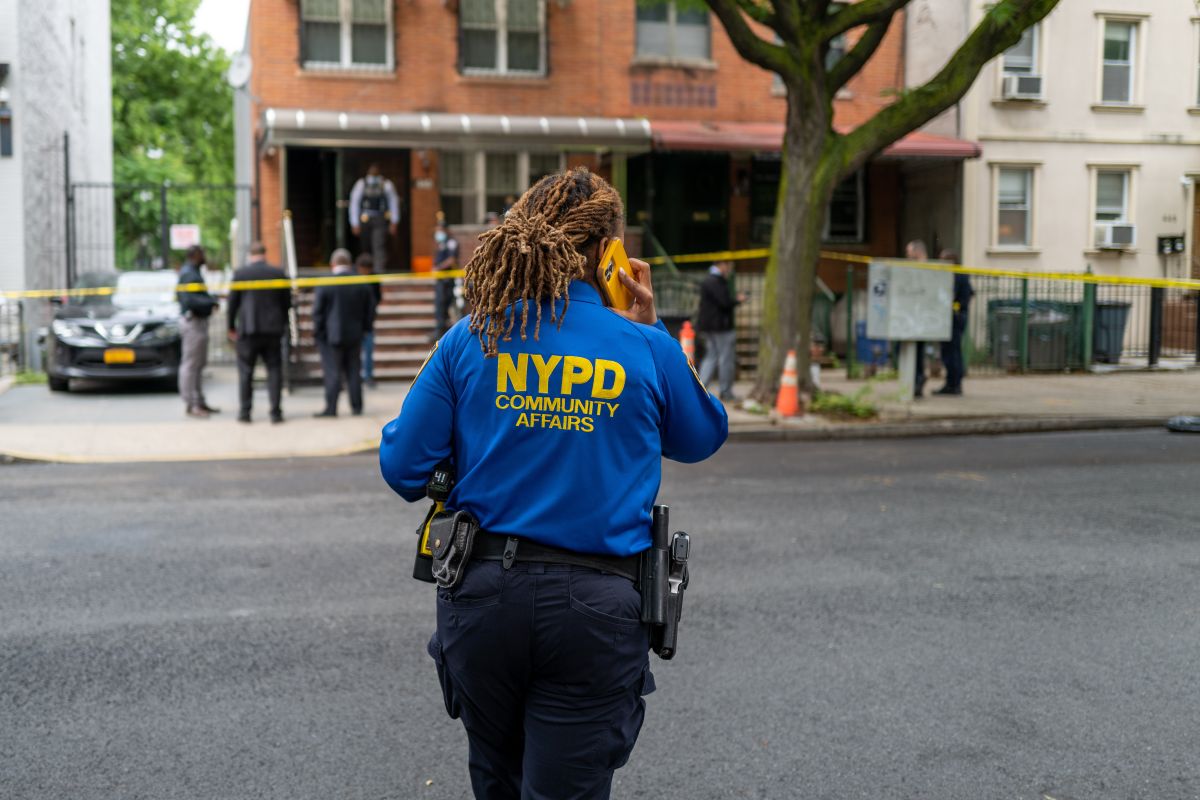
{"left": 380, "top": 168, "right": 728, "bottom": 799}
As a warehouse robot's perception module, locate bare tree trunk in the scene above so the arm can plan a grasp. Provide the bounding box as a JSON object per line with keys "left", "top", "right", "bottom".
{"left": 752, "top": 89, "right": 839, "bottom": 404}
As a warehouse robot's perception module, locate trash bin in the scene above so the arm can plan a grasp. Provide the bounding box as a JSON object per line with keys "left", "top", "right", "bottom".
{"left": 854, "top": 320, "right": 889, "bottom": 367}
{"left": 990, "top": 308, "right": 1071, "bottom": 370}
{"left": 1027, "top": 310, "right": 1070, "bottom": 370}
{"left": 1092, "top": 301, "right": 1131, "bottom": 364}
{"left": 991, "top": 308, "right": 1023, "bottom": 370}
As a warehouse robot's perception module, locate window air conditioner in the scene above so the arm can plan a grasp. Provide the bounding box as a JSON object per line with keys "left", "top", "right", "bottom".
{"left": 1001, "top": 74, "right": 1043, "bottom": 100}
{"left": 1095, "top": 222, "right": 1136, "bottom": 249}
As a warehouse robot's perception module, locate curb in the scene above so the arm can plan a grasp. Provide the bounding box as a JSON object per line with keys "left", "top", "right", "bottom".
{"left": 725, "top": 416, "right": 1167, "bottom": 442}
{"left": 0, "top": 436, "right": 382, "bottom": 466}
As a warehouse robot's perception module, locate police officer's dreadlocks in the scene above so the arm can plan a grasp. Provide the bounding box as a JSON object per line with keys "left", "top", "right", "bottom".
{"left": 464, "top": 167, "right": 623, "bottom": 358}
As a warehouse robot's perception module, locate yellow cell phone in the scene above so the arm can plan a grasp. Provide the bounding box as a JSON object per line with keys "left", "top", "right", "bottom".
{"left": 596, "top": 238, "right": 636, "bottom": 310}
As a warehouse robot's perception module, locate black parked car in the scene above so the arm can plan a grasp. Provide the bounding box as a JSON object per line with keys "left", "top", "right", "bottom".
{"left": 45, "top": 271, "right": 183, "bottom": 392}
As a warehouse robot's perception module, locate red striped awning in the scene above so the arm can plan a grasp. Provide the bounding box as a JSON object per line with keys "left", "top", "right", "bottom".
{"left": 650, "top": 120, "right": 980, "bottom": 159}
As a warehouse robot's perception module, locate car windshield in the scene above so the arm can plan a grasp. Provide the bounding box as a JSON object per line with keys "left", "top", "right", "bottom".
{"left": 112, "top": 271, "right": 179, "bottom": 309}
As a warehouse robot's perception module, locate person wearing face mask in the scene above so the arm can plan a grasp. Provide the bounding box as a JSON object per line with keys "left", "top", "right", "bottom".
{"left": 349, "top": 163, "right": 401, "bottom": 273}
{"left": 431, "top": 216, "right": 459, "bottom": 340}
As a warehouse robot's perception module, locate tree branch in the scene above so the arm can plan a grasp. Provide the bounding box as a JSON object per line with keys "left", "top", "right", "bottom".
{"left": 840, "top": 0, "right": 1061, "bottom": 175}
{"left": 826, "top": 16, "right": 891, "bottom": 93}
{"left": 733, "top": 0, "right": 774, "bottom": 25}
{"left": 823, "top": 0, "right": 908, "bottom": 39}
{"left": 706, "top": 0, "right": 793, "bottom": 75}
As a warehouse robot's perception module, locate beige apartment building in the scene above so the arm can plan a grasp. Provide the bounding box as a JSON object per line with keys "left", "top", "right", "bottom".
{"left": 909, "top": 0, "right": 1200, "bottom": 280}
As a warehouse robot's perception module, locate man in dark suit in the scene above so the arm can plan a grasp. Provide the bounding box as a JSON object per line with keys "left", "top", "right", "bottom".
{"left": 934, "top": 249, "right": 974, "bottom": 396}
{"left": 227, "top": 241, "right": 292, "bottom": 424}
{"left": 312, "top": 248, "right": 376, "bottom": 417}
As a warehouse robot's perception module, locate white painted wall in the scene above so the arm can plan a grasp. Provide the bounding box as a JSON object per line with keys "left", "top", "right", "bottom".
{"left": 952, "top": 0, "right": 1200, "bottom": 279}
{"left": 11, "top": 0, "right": 113, "bottom": 292}
{"left": 0, "top": 0, "right": 27, "bottom": 293}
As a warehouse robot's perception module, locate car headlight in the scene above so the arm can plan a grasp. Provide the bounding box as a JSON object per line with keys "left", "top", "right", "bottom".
{"left": 152, "top": 322, "right": 181, "bottom": 340}
{"left": 52, "top": 320, "right": 86, "bottom": 340}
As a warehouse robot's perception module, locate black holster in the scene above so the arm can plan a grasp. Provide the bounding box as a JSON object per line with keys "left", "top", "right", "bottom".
{"left": 640, "top": 505, "right": 690, "bottom": 661}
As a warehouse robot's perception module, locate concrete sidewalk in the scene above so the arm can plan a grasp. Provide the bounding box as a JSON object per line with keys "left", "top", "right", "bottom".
{"left": 725, "top": 367, "right": 1200, "bottom": 439}
{"left": 0, "top": 366, "right": 406, "bottom": 463}
{"left": 1, "top": 365, "right": 1197, "bottom": 463}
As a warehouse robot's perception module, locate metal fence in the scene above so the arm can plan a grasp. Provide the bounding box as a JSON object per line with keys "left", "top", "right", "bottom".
{"left": 70, "top": 182, "right": 254, "bottom": 281}
{"left": 0, "top": 300, "right": 24, "bottom": 377}
{"left": 837, "top": 265, "right": 1200, "bottom": 378}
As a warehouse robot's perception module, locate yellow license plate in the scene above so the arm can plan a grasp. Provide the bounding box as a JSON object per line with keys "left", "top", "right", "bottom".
{"left": 103, "top": 348, "right": 136, "bottom": 364}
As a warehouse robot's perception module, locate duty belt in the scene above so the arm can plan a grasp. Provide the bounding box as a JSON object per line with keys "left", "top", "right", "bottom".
{"left": 472, "top": 530, "right": 641, "bottom": 583}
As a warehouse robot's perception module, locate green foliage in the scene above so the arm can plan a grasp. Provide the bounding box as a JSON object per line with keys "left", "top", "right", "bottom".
{"left": 810, "top": 385, "right": 878, "bottom": 419}
{"left": 12, "top": 370, "right": 47, "bottom": 386}
{"left": 111, "top": 0, "right": 234, "bottom": 267}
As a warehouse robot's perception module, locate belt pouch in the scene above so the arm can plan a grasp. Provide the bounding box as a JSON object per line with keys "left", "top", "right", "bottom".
{"left": 429, "top": 510, "right": 479, "bottom": 589}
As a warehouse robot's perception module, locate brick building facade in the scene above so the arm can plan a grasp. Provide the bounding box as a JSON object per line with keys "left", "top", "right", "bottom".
{"left": 241, "top": 0, "right": 977, "bottom": 277}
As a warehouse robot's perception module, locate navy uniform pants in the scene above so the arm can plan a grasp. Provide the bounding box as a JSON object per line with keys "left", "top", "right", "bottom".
{"left": 429, "top": 561, "right": 655, "bottom": 800}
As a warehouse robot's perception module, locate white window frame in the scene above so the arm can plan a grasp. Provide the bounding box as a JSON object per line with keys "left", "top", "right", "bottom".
{"left": 1094, "top": 13, "right": 1147, "bottom": 109}
{"left": 300, "top": 0, "right": 394, "bottom": 72}
{"left": 460, "top": 0, "right": 548, "bottom": 77}
{"left": 1002, "top": 22, "right": 1039, "bottom": 76}
{"left": 821, "top": 170, "right": 865, "bottom": 244}
{"left": 990, "top": 163, "right": 1039, "bottom": 251}
{"left": 1087, "top": 163, "right": 1138, "bottom": 251}
{"left": 440, "top": 150, "right": 565, "bottom": 225}
{"left": 634, "top": 1, "right": 713, "bottom": 66}
{"left": 1192, "top": 18, "right": 1200, "bottom": 111}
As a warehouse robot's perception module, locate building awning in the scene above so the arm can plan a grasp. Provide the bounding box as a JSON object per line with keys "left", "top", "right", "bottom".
{"left": 260, "top": 109, "right": 654, "bottom": 151}
{"left": 649, "top": 120, "right": 981, "bottom": 160}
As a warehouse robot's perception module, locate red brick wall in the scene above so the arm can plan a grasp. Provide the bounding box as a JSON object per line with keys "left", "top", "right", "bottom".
{"left": 249, "top": 0, "right": 905, "bottom": 265}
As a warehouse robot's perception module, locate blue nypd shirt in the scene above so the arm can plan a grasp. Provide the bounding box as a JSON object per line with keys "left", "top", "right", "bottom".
{"left": 379, "top": 280, "right": 729, "bottom": 557}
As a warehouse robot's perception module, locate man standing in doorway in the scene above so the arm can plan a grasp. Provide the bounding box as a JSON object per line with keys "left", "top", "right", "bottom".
{"left": 696, "top": 260, "right": 746, "bottom": 402}
{"left": 176, "top": 245, "right": 219, "bottom": 418}
{"left": 227, "top": 241, "right": 292, "bottom": 424}
{"left": 349, "top": 163, "right": 400, "bottom": 273}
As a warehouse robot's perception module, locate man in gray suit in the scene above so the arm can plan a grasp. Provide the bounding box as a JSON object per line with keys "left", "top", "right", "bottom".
{"left": 227, "top": 241, "right": 292, "bottom": 424}
{"left": 312, "top": 249, "right": 376, "bottom": 417}
{"left": 176, "top": 245, "right": 219, "bottom": 418}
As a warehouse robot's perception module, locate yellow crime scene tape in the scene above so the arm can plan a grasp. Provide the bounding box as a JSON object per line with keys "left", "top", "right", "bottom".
{"left": 0, "top": 270, "right": 469, "bottom": 300}
{"left": 5, "top": 246, "right": 1200, "bottom": 298}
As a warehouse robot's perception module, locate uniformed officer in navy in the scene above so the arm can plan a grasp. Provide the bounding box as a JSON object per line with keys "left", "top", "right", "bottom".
{"left": 380, "top": 168, "right": 728, "bottom": 799}
{"left": 348, "top": 163, "right": 400, "bottom": 273}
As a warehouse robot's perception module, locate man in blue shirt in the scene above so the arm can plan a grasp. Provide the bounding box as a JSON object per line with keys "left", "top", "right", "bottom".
{"left": 380, "top": 169, "right": 727, "bottom": 799}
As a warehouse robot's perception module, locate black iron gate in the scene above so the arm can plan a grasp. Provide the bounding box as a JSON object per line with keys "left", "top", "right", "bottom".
{"left": 69, "top": 182, "right": 256, "bottom": 283}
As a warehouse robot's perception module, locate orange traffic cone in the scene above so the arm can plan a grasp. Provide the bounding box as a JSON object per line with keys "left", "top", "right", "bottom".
{"left": 775, "top": 349, "right": 801, "bottom": 417}
{"left": 679, "top": 320, "right": 696, "bottom": 364}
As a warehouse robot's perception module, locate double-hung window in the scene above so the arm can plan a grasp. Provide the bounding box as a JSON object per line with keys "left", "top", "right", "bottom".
{"left": 300, "top": 0, "right": 391, "bottom": 70}
{"left": 1095, "top": 170, "right": 1129, "bottom": 222}
{"left": 1100, "top": 19, "right": 1137, "bottom": 105}
{"left": 440, "top": 151, "right": 565, "bottom": 225}
{"left": 1003, "top": 24, "right": 1038, "bottom": 75}
{"left": 636, "top": 2, "right": 711, "bottom": 62}
{"left": 460, "top": 0, "right": 546, "bottom": 76}
{"left": 995, "top": 167, "right": 1034, "bottom": 248}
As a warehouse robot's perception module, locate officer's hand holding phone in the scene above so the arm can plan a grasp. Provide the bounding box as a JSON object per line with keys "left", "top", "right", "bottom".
{"left": 612, "top": 258, "right": 657, "bottom": 326}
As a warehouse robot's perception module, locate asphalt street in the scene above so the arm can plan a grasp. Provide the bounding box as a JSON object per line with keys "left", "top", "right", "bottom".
{"left": 2, "top": 431, "right": 1198, "bottom": 799}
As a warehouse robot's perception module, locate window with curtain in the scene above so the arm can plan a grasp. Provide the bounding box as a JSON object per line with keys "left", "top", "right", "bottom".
{"left": 1003, "top": 24, "right": 1038, "bottom": 75}
{"left": 461, "top": 0, "right": 546, "bottom": 75}
{"left": 1095, "top": 170, "right": 1129, "bottom": 222}
{"left": 440, "top": 151, "right": 564, "bottom": 224}
{"left": 636, "top": 2, "right": 710, "bottom": 61}
{"left": 1101, "top": 20, "right": 1136, "bottom": 104}
{"left": 300, "top": 0, "right": 391, "bottom": 69}
{"left": 439, "top": 152, "right": 476, "bottom": 226}
{"left": 996, "top": 167, "right": 1032, "bottom": 247}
